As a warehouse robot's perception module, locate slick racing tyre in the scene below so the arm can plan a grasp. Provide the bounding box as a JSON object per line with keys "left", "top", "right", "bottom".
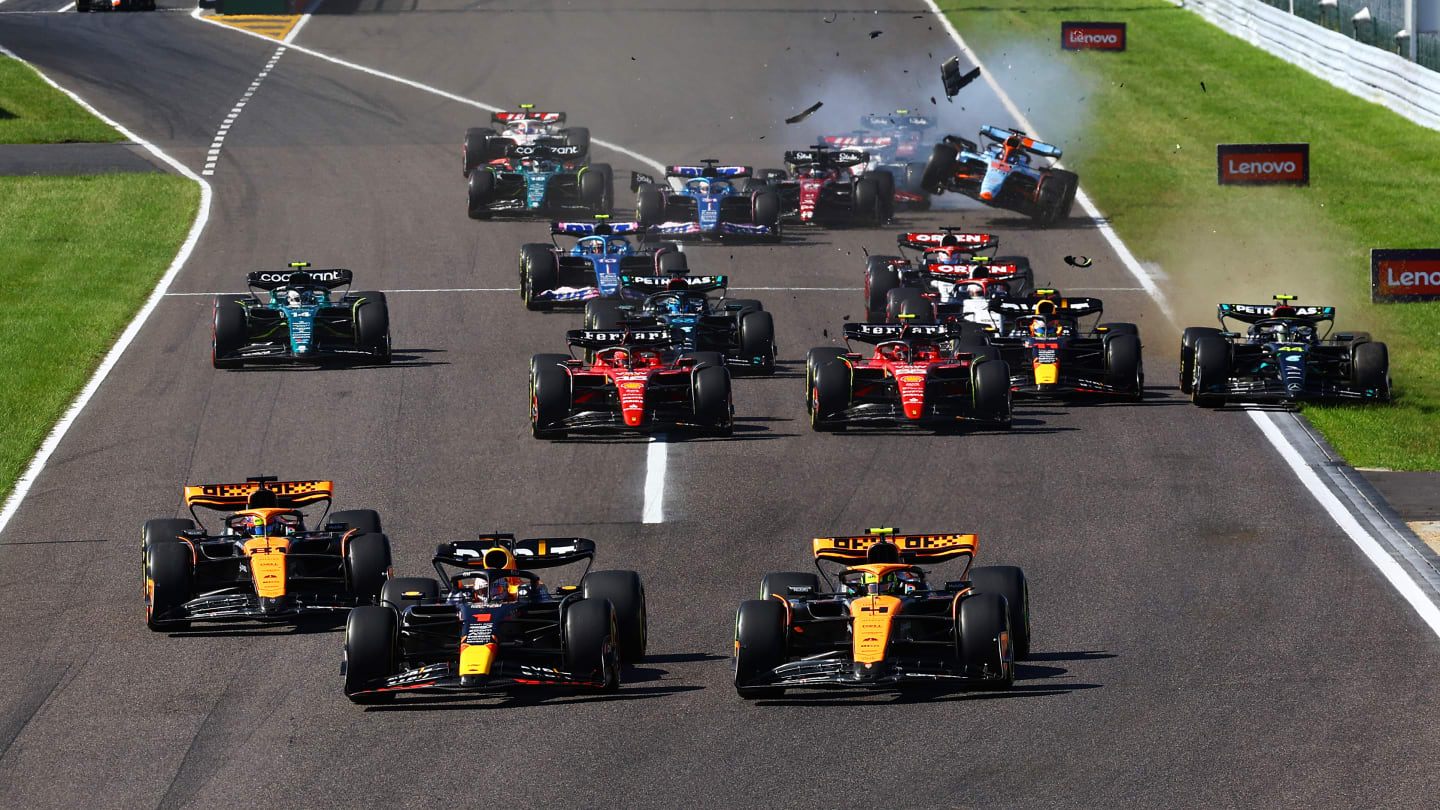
{"left": 864, "top": 257, "right": 902, "bottom": 322}
{"left": 1033, "top": 169, "right": 1079, "bottom": 227}
{"left": 1191, "top": 336, "right": 1230, "bottom": 407}
{"left": 760, "top": 572, "right": 820, "bottom": 601}
{"left": 1179, "top": 327, "right": 1223, "bottom": 394}
{"left": 656, "top": 245, "right": 688, "bottom": 275}
{"left": 727, "top": 298, "right": 764, "bottom": 318}
{"left": 583, "top": 300, "right": 625, "bottom": 359}
{"left": 1104, "top": 333, "right": 1144, "bottom": 402}
{"left": 904, "top": 162, "right": 929, "bottom": 205}
{"left": 809, "top": 359, "right": 850, "bottom": 432}
{"left": 636, "top": 185, "right": 666, "bottom": 227}
{"left": 563, "top": 126, "right": 591, "bottom": 160}
{"left": 871, "top": 169, "right": 896, "bottom": 221}
{"left": 921, "top": 143, "right": 959, "bottom": 192}
{"left": 579, "top": 163, "right": 613, "bottom": 213}
{"left": 329, "top": 509, "right": 382, "bottom": 534}
{"left": 805, "top": 347, "right": 846, "bottom": 392}
{"left": 738, "top": 311, "right": 776, "bottom": 375}
{"left": 734, "top": 599, "right": 787, "bottom": 699}
{"left": 344, "top": 605, "right": 398, "bottom": 704}
{"left": 467, "top": 169, "right": 495, "bottom": 219}
{"left": 581, "top": 570, "right": 648, "bottom": 662}
{"left": 972, "top": 359, "right": 1013, "bottom": 429}
{"left": 352, "top": 292, "right": 391, "bottom": 363}
{"left": 957, "top": 592, "right": 1014, "bottom": 689}
{"left": 531, "top": 361, "right": 571, "bottom": 439}
{"left": 530, "top": 353, "right": 570, "bottom": 380}
{"left": 380, "top": 577, "right": 440, "bottom": 611}
{"left": 752, "top": 190, "right": 781, "bottom": 229}
{"left": 142, "top": 518, "right": 196, "bottom": 551}
{"left": 853, "top": 177, "right": 883, "bottom": 225}
{"left": 885, "top": 287, "right": 934, "bottom": 324}
{"left": 967, "top": 566, "right": 1030, "bottom": 659}
{"left": 519, "top": 243, "right": 559, "bottom": 310}
{"left": 1352, "top": 341, "right": 1390, "bottom": 400}
{"left": 344, "top": 532, "right": 392, "bottom": 603}
{"left": 212, "top": 297, "right": 247, "bottom": 369}
{"left": 146, "top": 540, "right": 193, "bottom": 632}
{"left": 462, "top": 127, "right": 497, "bottom": 177}
{"left": 564, "top": 597, "right": 620, "bottom": 691}
{"left": 692, "top": 365, "right": 733, "bottom": 436}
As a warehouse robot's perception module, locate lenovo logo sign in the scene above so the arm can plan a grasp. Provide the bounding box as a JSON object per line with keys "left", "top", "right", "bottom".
{"left": 1061, "top": 22, "right": 1126, "bottom": 51}
{"left": 1371, "top": 249, "right": 1440, "bottom": 302}
{"left": 1217, "top": 143, "right": 1310, "bottom": 185}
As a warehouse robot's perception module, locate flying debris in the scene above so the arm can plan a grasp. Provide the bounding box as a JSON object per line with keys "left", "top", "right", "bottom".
{"left": 940, "top": 56, "right": 981, "bottom": 100}
{"left": 785, "top": 102, "right": 824, "bottom": 124}
{"left": 1064, "top": 256, "right": 1094, "bottom": 268}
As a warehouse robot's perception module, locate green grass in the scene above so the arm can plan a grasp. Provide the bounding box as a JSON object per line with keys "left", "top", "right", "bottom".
{"left": 940, "top": 0, "right": 1440, "bottom": 469}
{"left": 0, "top": 54, "right": 125, "bottom": 144}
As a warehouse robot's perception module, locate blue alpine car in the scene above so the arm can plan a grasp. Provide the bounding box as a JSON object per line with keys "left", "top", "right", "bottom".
{"left": 631, "top": 161, "right": 781, "bottom": 241}
{"left": 517, "top": 217, "right": 690, "bottom": 310}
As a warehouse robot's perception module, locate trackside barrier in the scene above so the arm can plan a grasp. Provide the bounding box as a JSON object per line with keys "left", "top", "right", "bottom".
{"left": 1173, "top": 0, "right": 1440, "bottom": 131}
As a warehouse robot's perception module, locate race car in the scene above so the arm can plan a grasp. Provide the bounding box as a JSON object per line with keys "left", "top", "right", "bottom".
{"left": 462, "top": 105, "right": 590, "bottom": 176}
{"left": 979, "top": 290, "right": 1144, "bottom": 400}
{"left": 141, "top": 476, "right": 392, "bottom": 631}
{"left": 467, "top": 143, "right": 612, "bottom": 219}
{"left": 819, "top": 110, "right": 937, "bottom": 208}
{"left": 733, "top": 528, "right": 1030, "bottom": 697}
{"left": 518, "top": 217, "right": 688, "bottom": 310}
{"left": 212, "top": 262, "right": 390, "bottom": 368}
{"left": 862, "top": 229, "right": 1036, "bottom": 324}
{"left": 754, "top": 145, "right": 894, "bottom": 225}
{"left": 530, "top": 328, "right": 733, "bottom": 438}
{"left": 582, "top": 274, "right": 776, "bottom": 375}
{"left": 1181, "top": 294, "right": 1390, "bottom": 406}
{"left": 76, "top": 0, "right": 154, "bottom": 10}
{"left": 921, "top": 126, "right": 1079, "bottom": 226}
{"left": 343, "top": 534, "right": 646, "bottom": 704}
{"left": 805, "top": 321, "right": 1011, "bottom": 431}
{"left": 630, "top": 161, "right": 781, "bottom": 241}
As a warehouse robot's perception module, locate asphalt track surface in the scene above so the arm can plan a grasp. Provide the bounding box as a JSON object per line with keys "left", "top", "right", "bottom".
{"left": 3, "top": 2, "right": 1440, "bottom": 807}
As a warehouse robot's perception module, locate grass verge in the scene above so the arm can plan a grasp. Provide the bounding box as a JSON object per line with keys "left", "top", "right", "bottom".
{"left": 939, "top": 0, "right": 1440, "bottom": 470}
{"left": 0, "top": 53, "right": 126, "bottom": 144}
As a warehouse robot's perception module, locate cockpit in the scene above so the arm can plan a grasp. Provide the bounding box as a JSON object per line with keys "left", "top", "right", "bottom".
{"left": 875, "top": 341, "right": 942, "bottom": 363}
{"left": 576, "top": 236, "right": 632, "bottom": 256}
{"left": 595, "top": 347, "right": 665, "bottom": 370}
{"left": 226, "top": 510, "right": 305, "bottom": 538}
{"left": 644, "top": 292, "right": 708, "bottom": 316}
{"left": 839, "top": 566, "right": 926, "bottom": 597}
{"left": 275, "top": 287, "right": 326, "bottom": 308}
{"left": 685, "top": 178, "right": 732, "bottom": 196}
{"left": 1248, "top": 319, "right": 1317, "bottom": 343}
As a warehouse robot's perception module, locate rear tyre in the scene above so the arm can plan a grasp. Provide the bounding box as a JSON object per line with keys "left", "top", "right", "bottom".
{"left": 519, "top": 244, "right": 559, "bottom": 311}
{"left": 734, "top": 599, "right": 787, "bottom": 699}
{"left": 864, "top": 257, "right": 902, "bottom": 321}
{"left": 379, "top": 577, "right": 441, "bottom": 611}
{"left": 462, "top": 127, "right": 497, "bottom": 176}
{"left": 580, "top": 163, "right": 613, "bottom": 212}
{"left": 760, "top": 571, "right": 820, "bottom": 601}
{"left": 972, "top": 359, "right": 1012, "bottom": 429}
{"left": 344, "top": 532, "right": 392, "bottom": 604}
{"left": 581, "top": 570, "right": 648, "bottom": 663}
{"left": 871, "top": 169, "right": 896, "bottom": 221}
{"left": 1104, "top": 333, "right": 1144, "bottom": 401}
{"left": 564, "top": 598, "right": 620, "bottom": 691}
{"left": 344, "top": 606, "right": 398, "bottom": 704}
{"left": 584, "top": 298, "right": 626, "bottom": 331}
{"left": 738, "top": 311, "right": 776, "bottom": 375}
{"left": 903, "top": 162, "right": 929, "bottom": 208}
{"left": 563, "top": 126, "right": 591, "bottom": 160}
{"left": 531, "top": 362, "right": 571, "bottom": 439}
{"left": 1352, "top": 341, "right": 1390, "bottom": 400}
{"left": 212, "top": 297, "right": 246, "bottom": 369}
{"left": 636, "top": 186, "right": 666, "bottom": 227}
{"left": 1179, "top": 327, "right": 1223, "bottom": 394}
{"left": 809, "top": 359, "right": 850, "bottom": 432}
{"left": 921, "top": 143, "right": 959, "bottom": 192}
{"left": 853, "top": 177, "right": 882, "bottom": 225}
{"left": 885, "top": 287, "right": 934, "bottom": 324}
{"left": 145, "top": 540, "right": 193, "bottom": 632}
{"left": 656, "top": 248, "right": 688, "bottom": 275}
{"left": 1191, "top": 336, "right": 1230, "bottom": 407}
{"left": 466, "top": 169, "right": 495, "bottom": 219}
{"left": 353, "top": 292, "right": 391, "bottom": 363}
{"left": 329, "top": 509, "right": 382, "bottom": 534}
{"left": 967, "top": 566, "right": 1030, "bottom": 659}
{"left": 1033, "top": 169, "right": 1079, "bottom": 227}
{"left": 958, "top": 593, "right": 1014, "bottom": 688}
{"left": 692, "top": 365, "right": 733, "bottom": 436}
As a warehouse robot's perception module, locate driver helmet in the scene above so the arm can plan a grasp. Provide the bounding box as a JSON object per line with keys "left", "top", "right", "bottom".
{"left": 1029, "top": 318, "right": 1061, "bottom": 339}
{"left": 489, "top": 576, "right": 524, "bottom": 603}
{"left": 601, "top": 348, "right": 632, "bottom": 368}
{"left": 580, "top": 238, "right": 605, "bottom": 255}
{"left": 877, "top": 342, "right": 911, "bottom": 363}
{"left": 856, "top": 570, "right": 909, "bottom": 596}
{"left": 513, "top": 120, "right": 536, "bottom": 138}
{"left": 691, "top": 179, "right": 711, "bottom": 194}
{"left": 232, "top": 514, "right": 265, "bottom": 537}
{"left": 965, "top": 283, "right": 988, "bottom": 299}
{"left": 913, "top": 342, "right": 941, "bottom": 361}
{"left": 607, "top": 239, "right": 629, "bottom": 255}
{"left": 286, "top": 289, "right": 314, "bottom": 307}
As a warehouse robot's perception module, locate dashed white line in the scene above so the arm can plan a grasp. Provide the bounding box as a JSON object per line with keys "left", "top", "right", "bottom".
{"left": 203, "top": 45, "right": 287, "bottom": 177}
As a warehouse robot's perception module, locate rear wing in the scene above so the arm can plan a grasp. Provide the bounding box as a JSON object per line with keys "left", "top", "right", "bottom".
{"left": 552, "top": 220, "right": 647, "bottom": 236}
{"left": 183, "top": 476, "right": 334, "bottom": 511}
{"left": 898, "top": 230, "right": 999, "bottom": 252}
{"left": 492, "top": 109, "right": 565, "bottom": 126}
{"left": 979, "top": 125, "right": 1062, "bottom": 159}
{"left": 433, "top": 535, "right": 596, "bottom": 570}
{"left": 620, "top": 274, "right": 728, "bottom": 294}
{"left": 992, "top": 293, "right": 1102, "bottom": 318}
{"left": 504, "top": 143, "right": 583, "bottom": 161}
{"left": 1218, "top": 300, "right": 1335, "bottom": 325}
{"left": 784, "top": 148, "right": 869, "bottom": 168}
{"left": 813, "top": 532, "right": 977, "bottom": 564}
{"left": 819, "top": 134, "right": 893, "bottom": 149}
{"left": 842, "top": 322, "right": 960, "bottom": 344}
{"left": 861, "top": 112, "right": 933, "bottom": 129}
{"left": 565, "top": 327, "right": 681, "bottom": 349}
{"left": 667, "top": 161, "right": 752, "bottom": 178}
{"left": 247, "top": 266, "right": 353, "bottom": 291}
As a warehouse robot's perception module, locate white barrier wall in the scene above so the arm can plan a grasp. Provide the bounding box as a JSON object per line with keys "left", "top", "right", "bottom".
{"left": 1176, "top": 0, "right": 1440, "bottom": 131}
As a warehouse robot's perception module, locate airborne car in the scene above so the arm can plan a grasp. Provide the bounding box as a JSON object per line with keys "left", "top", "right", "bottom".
{"left": 921, "top": 126, "right": 1079, "bottom": 226}
{"left": 211, "top": 263, "right": 391, "bottom": 367}
{"left": 343, "top": 534, "right": 646, "bottom": 704}
{"left": 631, "top": 161, "right": 781, "bottom": 241}
{"left": 759, "top": 145, "right": 894, "bottom": 225}
{"left": 733, "top": 529, "right": 1030, "bottom": 697}
{"left": 805, "top": 322, "right": 1011, "bottom": 431}
{"left": 1181, "top": 294, "right": 1390, "bottom": 406}
{"left": 517, "top": 217, "right": 688, "bottom": 310}
{"left": 141, "top": 476, "right": 392, "bottom": 630}
{"left": 530, "top": 328, "right": 733, "bottom": 438}
{"left": 862, "top": 229, "right": 1036, "bottom": 325}
{"left": 582, "top": 274, "right": 776, "bottom": 375}
{"left": 467, "top": 144, "right": 612, "bottom": 219}
{"left": 462, "top": 105, "right": 590, "bottom": 176}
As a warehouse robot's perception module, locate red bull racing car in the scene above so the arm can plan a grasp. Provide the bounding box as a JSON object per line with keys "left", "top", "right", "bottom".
{"left": 980, "top": 290, "right": 1144, "bottom": 400}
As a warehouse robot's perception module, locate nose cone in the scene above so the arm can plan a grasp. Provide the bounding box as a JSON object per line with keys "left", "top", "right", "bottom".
{"left": 903, "top": 401, "right": 924, "bottom": 419}
{"left": 623, "top": 408, "right": 644, "bottom": 427}
{"left": 979, "top": 191, "right": 994, "bottom": 201}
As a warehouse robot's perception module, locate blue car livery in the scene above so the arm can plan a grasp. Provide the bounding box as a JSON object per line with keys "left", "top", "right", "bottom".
{"left": 517, "top": 218, "right": 690, "bottom": 310}
{"left": 921, "top": 125, "right": 1080, "bottom": 226}
{"left": 631, "top": 160, "right": 781, "bottom": 241}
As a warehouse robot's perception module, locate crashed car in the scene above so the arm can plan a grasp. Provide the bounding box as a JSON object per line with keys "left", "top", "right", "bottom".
{"left": 517, "top": 217, "right": 688, "bottom": 310}
{"left": 754, "top": 145, "right": 894, "bottom": 225}
{"left": 819, "top": 110, "right": 937, "bottom": 208}
{"left": 806, "top": 322, "right": 1011, "bottom": 431}
{"left": 467, "top": 143, "right": 612, "bottom": 219}
{"left": 921, "top": 126, "right": 1079, "bottom": 226}
{"left": 582, "top": 274, "right": 776, "bottom": 375}
{"left": 530, "top": 328, "right": 733, "bottom": 438}
{"left": 863, "top": 229, "right": 1036, "bottom": 324}
{"left": 1181, "top": 294, "right": 1390, "bottom": 406}
{"left": 141, "top": 476, "right": 392, "bottom": 631}
{"left": 212, "top": 262, "right": 390, "bottom": 368}
{"left": 978, "top": 290, "right": 1144, "bottom": 400}
{"left": 630, "top": 161, "right": 781, "bottom": 241}
{"left": 343, "top": 534, "right": 646, "bottom": 704}
{"left": 733, "top": 528, "right": 1030, "bottom": 697}
{"left": 462, "top": 105, "right": 590, "bottom": 176}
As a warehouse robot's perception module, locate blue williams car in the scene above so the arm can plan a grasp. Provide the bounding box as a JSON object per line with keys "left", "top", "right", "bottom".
{"left": 580, "top": 274, "right": 776, "bottom": 375}
{"left": 468, "top": 144, "right": 612, "bottom": 219}
{"left": 517, "top": 217, "right": 690, "bottom": 310}
{"left": 631, "top": 161, "right": 781, "bottom": 241}
{"left": 211, "top": 263, "right": 390, "bottom": 368}
{"left": 921, "top": 126, "right": 1079, "bottom": 226}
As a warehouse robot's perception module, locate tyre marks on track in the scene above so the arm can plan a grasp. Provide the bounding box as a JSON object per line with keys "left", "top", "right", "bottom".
{"left": 203, "top": 44, "right": 285, "bottom": 177}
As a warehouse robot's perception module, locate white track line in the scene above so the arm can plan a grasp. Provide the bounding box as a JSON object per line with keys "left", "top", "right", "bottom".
{"left": 0, "top": 46, "right": 212, "bottom": 537}
{"left": 642, "top": 439, "right": 666, "bottom": 524}
{"left": 923, "top": 0, "right": 1440, "bottom": 638}
{"left": 203, "top": 45, "right": 285, "bottom": 176}
{"left": 55, "top": 2, "right": 74, "bottom": 11}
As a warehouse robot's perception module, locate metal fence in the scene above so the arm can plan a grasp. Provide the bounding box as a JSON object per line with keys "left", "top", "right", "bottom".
{"left": 1257, "top": 0, "right": 1440, "bottom": 70}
